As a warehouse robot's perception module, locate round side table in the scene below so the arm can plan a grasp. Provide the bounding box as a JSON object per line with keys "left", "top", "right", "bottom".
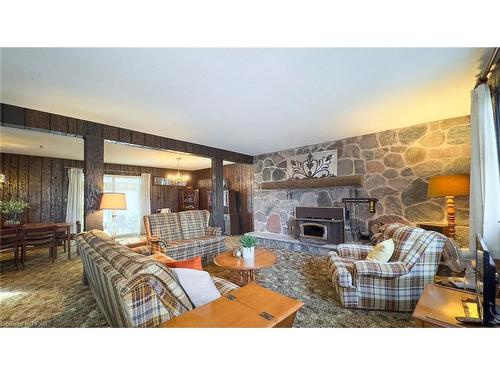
{"left": 214, "top": 248, "right": 277, "bottom": 285}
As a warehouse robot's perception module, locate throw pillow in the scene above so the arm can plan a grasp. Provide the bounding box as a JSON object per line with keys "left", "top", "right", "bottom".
{"left": 166, "top": 256, "right": 203, "bottom": 271}
{"left": 172, "top": 268, "right": 221, "bottom": 307}
{"left": 365, "top": 238, "right": 395, "bottom": 262}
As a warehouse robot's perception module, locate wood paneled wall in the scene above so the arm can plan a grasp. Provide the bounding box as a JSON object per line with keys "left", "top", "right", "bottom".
{"left": 192, "top": 163, "right": 254, "bottom": 233}
{"left": 1, "top": 153, "right": 82, "bottom": 224}
{"left": 1, "top": 103, "right": 253, "bottom": 164}
{"left": 0, "top": 153, "right": 195, "bottom": 224}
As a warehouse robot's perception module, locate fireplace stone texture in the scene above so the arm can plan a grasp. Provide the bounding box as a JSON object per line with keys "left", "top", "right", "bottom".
{"left": 253, "top": 115, "right": 471, "bottom": 246}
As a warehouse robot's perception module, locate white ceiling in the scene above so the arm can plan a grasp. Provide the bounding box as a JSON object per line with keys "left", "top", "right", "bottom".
{"left": 0, "top": 48, "right": 489, "bottom": 155}
{"left": 0, "top": 126, "right": 228, "bottom": 170}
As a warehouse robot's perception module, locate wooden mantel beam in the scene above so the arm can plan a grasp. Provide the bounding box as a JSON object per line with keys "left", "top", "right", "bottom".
{"left": 259, "top": 175, "right": 363, "bottom": 190}
{"left": 0, "top": 103, "right": 254, "bottom": 164}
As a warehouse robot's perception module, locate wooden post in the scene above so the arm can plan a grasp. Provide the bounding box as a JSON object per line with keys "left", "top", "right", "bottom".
{"left": 84, "top": 135, "right": 104, "bottom": 230}
{"left": 211, "top": 158, "right": 225, "bottom": 232}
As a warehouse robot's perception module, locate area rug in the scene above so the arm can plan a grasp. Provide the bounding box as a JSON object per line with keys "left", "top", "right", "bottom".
{"left": 0, "top": 237, "right": 414, "bottom": 328}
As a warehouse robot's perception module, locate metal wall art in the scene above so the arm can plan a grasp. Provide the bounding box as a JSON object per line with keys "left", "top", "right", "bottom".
{"left": 286, "top": 150, "right": 337, "bottom": 180}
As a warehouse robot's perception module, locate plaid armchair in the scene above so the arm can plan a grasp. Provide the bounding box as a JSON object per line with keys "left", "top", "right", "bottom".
{"left": 327, "top": 224, "right": 448, "bottom": 311}
{"left": 143, "top": 210, "right": 224, "bottom": 262}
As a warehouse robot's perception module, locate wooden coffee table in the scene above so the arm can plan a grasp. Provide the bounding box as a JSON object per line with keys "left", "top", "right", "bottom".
{"left": 214, "top": 248, "right": 277, "bottom": 285}
{"left": 161, "top": 283, "right": 303, "bottom": 328}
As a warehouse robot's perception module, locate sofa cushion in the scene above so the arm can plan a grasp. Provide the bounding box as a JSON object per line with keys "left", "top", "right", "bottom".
{"left": 190, "top": 235, "right": 223, "bottom": 248}
{"left": 211, "top": 276, "right": 239, "bottom": 295}
{"left": 164, "top": 239, "right": 201, "bottom": 259}
{"left": 179, "top": 210, "right": 209, "bottom": 239}
{"left": 163, "top": 236, "right": 225, "bottom": 262}
{"left": 148, "top": 252, "right": 176, "bottom": 264}
{"left": 148, "top": 213, "right": 183, "bottom": 241}
{"left": 80, "top": 230, "right": 149, "bottom": 278}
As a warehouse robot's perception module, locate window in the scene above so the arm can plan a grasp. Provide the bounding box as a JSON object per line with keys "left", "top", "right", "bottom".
{"left": 103, "top": 175, "right": 142, "bottom": 237}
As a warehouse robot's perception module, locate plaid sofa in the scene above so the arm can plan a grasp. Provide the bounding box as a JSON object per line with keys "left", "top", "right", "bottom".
{"left": 327, "top": 223, "right": 449, "bottom": 311}
{"left": 143, "top": 210, "right": 224, "bottom": 262}
{"left": 76, "top": 230, "right": 238, "bottom": 327}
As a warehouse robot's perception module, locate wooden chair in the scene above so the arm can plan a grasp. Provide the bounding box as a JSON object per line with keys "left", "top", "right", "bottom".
{"left": 55, "top": 221, "right": 82, "bottom": 258}
{"left": 22, "top": 225, "right": 57, "bottom": 264}
{"left": 56, "top": 227, "right": 71, "bottom": 258}
{"left": 73, "top": 221, "right": 82, "bottom": 256}
{"left": 0, "top": 227, "right": 21, "bottom": 270}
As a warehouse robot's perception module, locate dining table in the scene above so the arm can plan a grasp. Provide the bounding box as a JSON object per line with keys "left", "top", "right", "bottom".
{"left": 2, "top": 222, "right": 73, "bottom": 259}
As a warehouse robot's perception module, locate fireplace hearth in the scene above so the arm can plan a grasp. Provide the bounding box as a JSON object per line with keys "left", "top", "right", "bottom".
{"left": 293, "top": 207, "right": 344, "bottom": 245}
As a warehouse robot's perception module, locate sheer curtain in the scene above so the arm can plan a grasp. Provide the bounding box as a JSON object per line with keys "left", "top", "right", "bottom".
{"left": 469, "top": 84, "right": 500, "bottom": 258}
{"left": 65, "top": 168, "right": 84, "bottom": 233}
{"left": 140, "top": 173, "right": 151, "bottom": 234}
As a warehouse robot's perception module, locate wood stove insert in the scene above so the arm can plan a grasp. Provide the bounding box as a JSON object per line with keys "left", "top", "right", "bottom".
{"left": 293, "top": 207, "right": 344, "bottom": 245}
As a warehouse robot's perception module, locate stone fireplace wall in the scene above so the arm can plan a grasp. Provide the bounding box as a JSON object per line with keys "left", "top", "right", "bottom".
{"left": 253, "top": 115, "right": 471, "bottom": 246}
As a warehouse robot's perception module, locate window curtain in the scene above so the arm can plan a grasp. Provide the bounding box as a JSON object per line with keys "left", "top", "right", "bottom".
{"left": 139, "top": 173, "right": 151, "bottom": 234}
{"left": 469, "top": 84, "right": 500, "bottom": 258}
{"left": 65, "top": 168, "right": 84, "bottom": 233}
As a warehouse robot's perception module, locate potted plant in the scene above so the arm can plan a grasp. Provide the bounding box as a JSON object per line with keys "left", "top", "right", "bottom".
{"left": 239, "top": 235, "right": 257, "bottom": 259}
{"left": 0, "top": 199, "right": 29, "bottom": 226}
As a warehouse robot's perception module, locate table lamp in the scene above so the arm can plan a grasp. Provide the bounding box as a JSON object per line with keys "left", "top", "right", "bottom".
{"left": 427, "top": 175, "right": 470, "bottom": 239}
{"left": 99, "top": 192, "right": 127, "bottom": 241}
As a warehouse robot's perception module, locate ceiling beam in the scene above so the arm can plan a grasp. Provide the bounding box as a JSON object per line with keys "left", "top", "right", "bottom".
{"left": 0, "top": 103, "right": 254, "bottom": 164}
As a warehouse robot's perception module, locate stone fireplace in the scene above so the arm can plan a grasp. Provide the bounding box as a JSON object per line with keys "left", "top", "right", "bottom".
{"left": 252, "top": 115, "right": 472, "bottom": 247}
{"left": 253, "top": 187, "right": 355, "bottom": 235}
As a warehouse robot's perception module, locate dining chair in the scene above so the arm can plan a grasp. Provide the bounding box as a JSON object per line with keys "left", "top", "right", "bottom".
{"left": 22, "top": 225, "right": 57, "bottom": 264}
{"left": 55, "top": 225, "right": 70, "bottom": 256}
{"left": 0, "top": 227, "right": 22, "bottom": 270}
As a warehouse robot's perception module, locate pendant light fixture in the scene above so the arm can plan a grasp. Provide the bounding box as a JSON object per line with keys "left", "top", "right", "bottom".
{"left": 168, "top": 157, "right": 189, "bottom": 186}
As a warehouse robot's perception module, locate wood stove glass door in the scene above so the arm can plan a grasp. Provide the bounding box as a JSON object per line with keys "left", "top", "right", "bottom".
{"left": 300, "top": 223, "right": 327, "bottom": 240}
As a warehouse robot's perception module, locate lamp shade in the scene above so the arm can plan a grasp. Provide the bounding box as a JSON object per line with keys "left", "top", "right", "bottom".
{"left": 99, "top": 193, "right": 127, "bottom": 210}
{"left": 427, "top": 175, "right": 470, "bottom": 197}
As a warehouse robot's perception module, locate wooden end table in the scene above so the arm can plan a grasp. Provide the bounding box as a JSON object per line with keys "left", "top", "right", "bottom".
{"left": 214, "top": 248, "right": 277, "bottom": 286}
{"left": 412, "top": 284, "right": 500, "bottom": 327}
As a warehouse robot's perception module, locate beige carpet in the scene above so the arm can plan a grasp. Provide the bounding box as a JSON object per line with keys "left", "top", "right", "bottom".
{"left": 0, "top": 246, "right": 108, "bottom": 327}
{"left": 0, "top": 238, "right": 414, "bottom": 328}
